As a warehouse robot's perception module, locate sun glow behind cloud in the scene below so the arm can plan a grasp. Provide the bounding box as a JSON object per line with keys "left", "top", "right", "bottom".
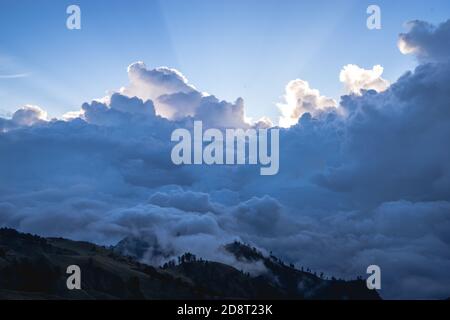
{"left": 339, "top": 64, "right": 390, "bottom": 95}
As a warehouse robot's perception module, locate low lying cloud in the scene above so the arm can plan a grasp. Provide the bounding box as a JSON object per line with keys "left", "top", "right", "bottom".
{"left": 277, "top": 79, "right": 337, "bottom": 128}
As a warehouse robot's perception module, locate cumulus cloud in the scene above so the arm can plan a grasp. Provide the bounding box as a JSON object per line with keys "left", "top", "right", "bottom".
{"left": 318, "top": 61, "right": 450, "bottom": 206}
{"left": 398, "top": 19, "right": 450, "bottom": 62}
{"left": 253, "top": 116, "right": 273, "bottom": 129}
{"left": 80, "top": 93, "right": 157, "bottom": 126}
{"left": 121, "top": 62, "right": 197, "bottom": 118}
{"left": 339, "top": 64, "right": 390, "bottom": 95}
{"left": 2, "top": 19, "right": 450, "bottom": 299}
{"left": 119, "top": 62, "right": 250, "bottom": 128}
{"left": 277, "top": 79, "right": 337, "bottom": 128}
{"left": 11, "top": 105, "right": 47, "bottom": 126}
{"left": 0, "top": 105, "right": 48, "bottom": 132}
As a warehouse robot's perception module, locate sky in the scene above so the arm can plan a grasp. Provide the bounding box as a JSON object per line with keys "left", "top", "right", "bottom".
{"left": 1, "top": 1, "right": 450, "bottom": 300}
{"left": 1, "top": 0, "right": 450, "bottom": 122}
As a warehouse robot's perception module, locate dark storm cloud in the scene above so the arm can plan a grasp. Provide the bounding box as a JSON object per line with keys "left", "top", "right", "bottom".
{"left": 399, "top": 19, "right": 450, "bottom": 62}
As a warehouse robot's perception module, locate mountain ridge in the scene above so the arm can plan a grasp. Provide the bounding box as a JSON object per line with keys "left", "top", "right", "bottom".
{"left": 0, "top": 228, "right": 380, "bottom": 300}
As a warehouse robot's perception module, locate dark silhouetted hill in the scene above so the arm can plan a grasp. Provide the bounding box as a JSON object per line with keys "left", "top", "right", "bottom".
{"left": 0, "top": 229, "right": 380, "bottom": 300}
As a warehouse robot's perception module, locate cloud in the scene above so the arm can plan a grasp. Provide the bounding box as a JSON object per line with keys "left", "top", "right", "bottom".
{"left": 339, "top": 64, "right": 390, "bottom": 95}
{"left": 277, "top": 79, "right": 337, "bottom": 128}
{"left": 80, "top": 93, "right": 157, "bottom": 126}
{"left": 317, "top": 61, "right": 450, "bottom": 206}
{"left": 11, "top": 105, "right": 47, "bottom": 126}
{"left": 0, "top": 73, "right": 30, "bottom": 79}
{"left": 121, "top": 62, "right": 197, "bottom": 119}
{"left": 253, "top": 116, "right": 273, "bottom": 129}
{"left": 398, "top": 19, "right": 450, "bottom": 62}
{"left": 2, "top": 19, "right": 450, "bottom": 299}
{"left": 120, "top": 62, "right": 250, "bottom": 128}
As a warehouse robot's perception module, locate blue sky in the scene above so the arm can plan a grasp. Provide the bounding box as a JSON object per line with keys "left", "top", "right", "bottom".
{"left": 1, "top": 0, "right": 450, "bottom": 121}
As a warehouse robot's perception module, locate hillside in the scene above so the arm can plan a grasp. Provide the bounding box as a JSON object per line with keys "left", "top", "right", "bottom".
{"left": 0, "top": 228, "right": 380, "bottom": 300}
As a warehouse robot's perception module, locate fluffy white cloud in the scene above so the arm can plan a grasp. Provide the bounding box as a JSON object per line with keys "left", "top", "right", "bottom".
{"left": 277, "top": 79, "right": 337, "bottom": 128}
{"left": 119, "top": 61, "right": 250, "bottom": 128}
{"left": 121, "top": 61, "right": 198, "bottom": 119}
{"left": 339, "top": 64, "right": 390, "bottom": 95}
